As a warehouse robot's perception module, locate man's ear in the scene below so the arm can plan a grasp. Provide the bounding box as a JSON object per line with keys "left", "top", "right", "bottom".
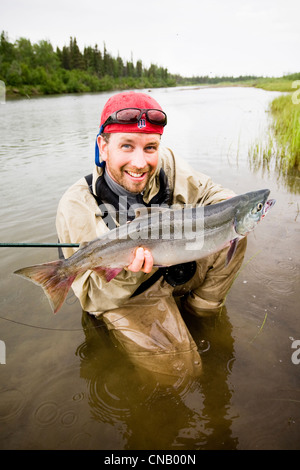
{"left": 97, "top": 135, "right": 108, "bottom": 161}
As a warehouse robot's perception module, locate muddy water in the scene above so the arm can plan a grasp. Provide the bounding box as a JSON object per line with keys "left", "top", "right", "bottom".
{"left": 0, "top": 87, "right": 299, "bottom": 450}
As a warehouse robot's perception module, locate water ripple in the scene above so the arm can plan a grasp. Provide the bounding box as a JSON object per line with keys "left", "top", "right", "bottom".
{"left": 245, "top": 257, "right": 299, "bottom": 297}
{"left": 60, "top": 411, "right": 77, "bottom": 427}
{"left": 88, "top": 378, "right": 131, "bottom": 425}
{"left": 0, "top": 388, "right": 26, "bottom": 422}
{"left": 34, "top": 401, "right": 59, "bottom": 427}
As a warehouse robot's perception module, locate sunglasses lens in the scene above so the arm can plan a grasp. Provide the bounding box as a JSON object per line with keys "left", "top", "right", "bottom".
{"left": 116, "top": 108, "right": 141, "bottom": 122}
{"left": 110, "top": 108, "right": 167, "bottom": 126}
{"left": 147, "top": 109, "right": 167, "bottom": 125}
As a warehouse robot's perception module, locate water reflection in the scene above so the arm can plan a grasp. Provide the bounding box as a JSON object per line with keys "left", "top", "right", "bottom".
{"left": 76, "top": 307, "right": 238, "bottom": 450}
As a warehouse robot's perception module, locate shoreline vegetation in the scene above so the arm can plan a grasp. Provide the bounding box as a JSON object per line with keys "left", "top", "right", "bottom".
{"left": 1, "top": 32, "right": 299, "bottom": 98}
{"left": 1, "top": 32, "right": 299, "bottom": 179}
{"left": 248, "top": 93, "right": 300, "bottom": 192}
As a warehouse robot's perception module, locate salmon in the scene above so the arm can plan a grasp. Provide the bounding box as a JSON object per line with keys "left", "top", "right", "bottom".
{"left": 14, "top": 189, "right": 275, "bottom": 313}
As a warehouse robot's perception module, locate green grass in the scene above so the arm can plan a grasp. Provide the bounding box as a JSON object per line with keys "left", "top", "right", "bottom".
{"left": 270, "top": 94, "right": 300, "bottom": 170}
{"left": 248, "top": 92, "right": 300, "bottom": 193}
{"left": 253, "top": 78, "right": 297, "bottom": 92}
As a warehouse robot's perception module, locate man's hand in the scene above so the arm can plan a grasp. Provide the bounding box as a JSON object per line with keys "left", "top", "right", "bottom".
{"left": 127, "top": 247, "right": 154, "bottom": 273}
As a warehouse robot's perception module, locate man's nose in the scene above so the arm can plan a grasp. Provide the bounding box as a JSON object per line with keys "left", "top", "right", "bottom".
{"left": 131, "top": 148, "right": 147, "bottom": 168}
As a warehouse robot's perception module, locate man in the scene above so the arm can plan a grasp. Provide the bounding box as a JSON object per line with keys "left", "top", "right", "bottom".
{"left": 56, "top": 91, "right": 247, "bottom": 380}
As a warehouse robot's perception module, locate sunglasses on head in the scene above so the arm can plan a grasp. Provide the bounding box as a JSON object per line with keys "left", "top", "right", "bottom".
{"left": 102, "top": 107, "right": 167, "bottom": 130}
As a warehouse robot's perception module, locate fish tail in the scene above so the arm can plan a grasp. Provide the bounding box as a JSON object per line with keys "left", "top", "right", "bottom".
{"left": 14, "top": 260, "right": 76, "bottom": 314}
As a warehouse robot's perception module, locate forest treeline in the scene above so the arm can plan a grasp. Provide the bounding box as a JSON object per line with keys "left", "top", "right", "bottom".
{"left": 1, "top": 32, "right": 299, "bottom": 97}
{"left": 0, "top": 32, "right": 176, "bottom": 96}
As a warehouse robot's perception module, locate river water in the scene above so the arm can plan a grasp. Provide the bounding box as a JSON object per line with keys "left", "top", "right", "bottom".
{"left": 0, "top": 86, "right": 299, "bottom": 450}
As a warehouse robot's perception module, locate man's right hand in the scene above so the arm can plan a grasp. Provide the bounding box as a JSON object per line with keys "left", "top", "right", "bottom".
{"left": 127, "top": 247, "right": 154, "bottom": 273}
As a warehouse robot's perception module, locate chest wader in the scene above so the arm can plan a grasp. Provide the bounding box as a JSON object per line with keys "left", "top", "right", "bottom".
{"left": 85, "top": 171, "right": 197, "bottom": 295}
{"left": 83, "top": 171, "right": 202, "bottom": 381}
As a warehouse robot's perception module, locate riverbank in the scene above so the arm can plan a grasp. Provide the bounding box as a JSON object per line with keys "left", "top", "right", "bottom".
{"left": 4, "top": 74, "right": 177, "bottom": 99}
{"left": 210, "top": 76, "right": 300, "bottom": 177}
{"left": 4, "top": 74, "right": 299, "bottom": 100}
{"left": 248, "top": 92, "right": 300, "bottom": 193}
{"left": 1, "top": 32, "right": 298, "bottom": 99}
{"left": 0, "top": 33, "right": 176, "bottom": 99}
{"left": 3, "top": 58, "right": 299, "bottom": 180}
{"left": 210, "top": 76, "right": 298, "bottom": 92}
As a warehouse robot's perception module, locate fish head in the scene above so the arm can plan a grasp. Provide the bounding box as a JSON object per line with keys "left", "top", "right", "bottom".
{"left": 234, "top": 189, "right": 276, "bottom": 236}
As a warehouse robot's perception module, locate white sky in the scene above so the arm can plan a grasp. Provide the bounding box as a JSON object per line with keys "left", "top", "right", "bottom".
{"left": 1, "top": 0, "right": 299, "bottom": 77}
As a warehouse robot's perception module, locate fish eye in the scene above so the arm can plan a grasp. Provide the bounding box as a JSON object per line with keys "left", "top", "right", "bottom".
{"left": 251, "top": 202, "right": 264, "bottom": 214}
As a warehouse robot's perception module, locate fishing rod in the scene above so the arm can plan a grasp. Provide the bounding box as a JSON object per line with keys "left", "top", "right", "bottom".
{"left": 0, "top": 242, "right": 80, "bottom": 248}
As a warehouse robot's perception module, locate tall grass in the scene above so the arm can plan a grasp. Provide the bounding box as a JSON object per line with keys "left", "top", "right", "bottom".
{"left": 254, "top": 78, "right": 298, "bottom": 92}
{"left": 248, "top": 92, "right": 300, "bottom": 193}
{"left": 270, "top": 94, "right": 300, "bottom": 170}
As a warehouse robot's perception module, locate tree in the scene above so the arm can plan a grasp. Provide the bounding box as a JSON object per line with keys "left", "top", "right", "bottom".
{"left": 103, "top": 43, "right": 114, "bottom": 76}
{"left": 15, "top": 37, "right": 34, "bottom": 66}
{"left": 93, "top": 44, "right": 103, "bottom": 76}
{"left": 33, "top": 40, "right": 59, "bottom": 70}
{"left": 59, "top": 46, "right": 71, "bottom": 70}
{"left": 69, "top": 37, "right": 84, "bottom": 69}
{"left": 0, "top": 31, "right": 15, "bottom": 63}
{"left": 2, "top": 32, "right": 179, "bottom": 95}
{"left": 136, "top": 60, "right": 143, "bottom": 78}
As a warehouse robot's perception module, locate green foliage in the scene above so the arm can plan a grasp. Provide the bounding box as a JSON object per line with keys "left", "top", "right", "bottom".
{"left": 0, "top": 32, "right": 177, "bottom": 96}
{"left": 1, "top": 31, "right": 299, "bottom": 100}
{"left": 176, "top": 74, "right": 260, "bottom": 86}
{"left": 177, "top": 74, "right": 300, "bottom": 93}
{"left": 248, "top": 93, "right": 300, "bottom": 193}
{"left": 270, "top": 94, "right": 300, "bottom": 170}
{"left": 253, "top": 77, "right": 298, "bottom": 92}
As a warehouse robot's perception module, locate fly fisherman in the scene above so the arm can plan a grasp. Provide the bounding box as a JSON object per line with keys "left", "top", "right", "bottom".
{"left": 56, "top": 91, "right": 247, "bottom": 380}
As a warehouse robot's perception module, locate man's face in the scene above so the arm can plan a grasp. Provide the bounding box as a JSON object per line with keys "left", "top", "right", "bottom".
{"left": 98, "top": 133, "right": 160, "bottom": 194}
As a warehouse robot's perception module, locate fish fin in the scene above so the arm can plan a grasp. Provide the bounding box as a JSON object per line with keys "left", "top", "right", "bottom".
{"left": 92, "top": 266, "right": 123, "bottom": 282}
{"left": 14, "top": 260, "right": 76, "bottom": 314}
{"left": 225, "top": 238, "right": 239, "bottom": 267}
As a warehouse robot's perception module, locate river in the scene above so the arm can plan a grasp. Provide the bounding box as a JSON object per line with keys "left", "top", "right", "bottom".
{"left": 0, "top": 86, "right": 299, "bottom": 450}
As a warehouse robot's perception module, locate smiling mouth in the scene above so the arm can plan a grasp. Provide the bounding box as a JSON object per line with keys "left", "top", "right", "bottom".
{"left": 125, "top": 170, "right": 147, "bottom": 179}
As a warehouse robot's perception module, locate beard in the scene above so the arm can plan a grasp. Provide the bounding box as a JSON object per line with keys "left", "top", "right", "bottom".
{"left": 105, "top": 158, "right": 154, "bottom": 194}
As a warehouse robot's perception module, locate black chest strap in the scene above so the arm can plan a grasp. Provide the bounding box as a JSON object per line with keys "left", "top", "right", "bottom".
{"left": 85, "top": 173, "right": 118, "bottom": 229}
{"left": 85, "top": 168, "right": 171, "bottom": 224}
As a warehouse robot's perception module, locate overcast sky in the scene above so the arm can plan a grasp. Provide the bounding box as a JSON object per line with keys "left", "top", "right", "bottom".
{"left": 1, "top": 0, "right": 299, "bottom": 77}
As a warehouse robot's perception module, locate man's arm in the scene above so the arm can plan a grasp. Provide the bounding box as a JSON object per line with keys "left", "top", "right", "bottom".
{"left": 56, "top": 179, "right": 153, "bottom": 316}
